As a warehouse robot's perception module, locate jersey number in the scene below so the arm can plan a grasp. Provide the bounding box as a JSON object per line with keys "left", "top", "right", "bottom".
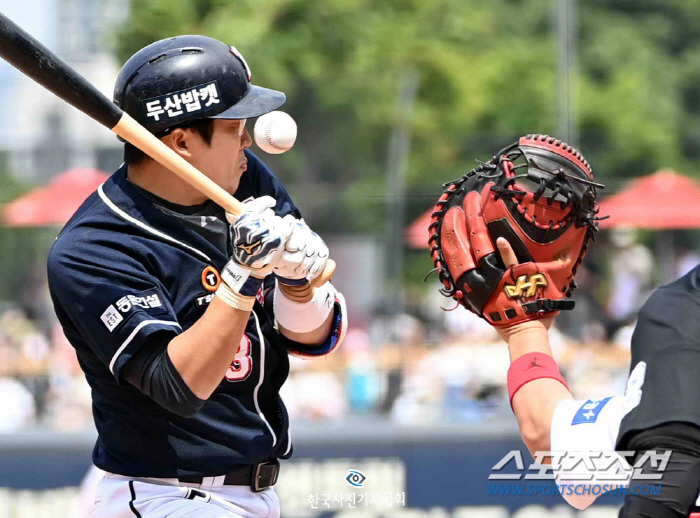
{"left": 225, "top": 334, "right": 253, "bottom": 382}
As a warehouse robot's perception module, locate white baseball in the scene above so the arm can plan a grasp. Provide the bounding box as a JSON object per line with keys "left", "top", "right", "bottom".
{"left": 254, "top": 111, "right": 297, "bottom": 154}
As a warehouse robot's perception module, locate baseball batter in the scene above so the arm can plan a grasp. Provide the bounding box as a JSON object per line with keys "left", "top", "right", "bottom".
{"left": 47, "top": 36, "right": 347, "bottom": 518}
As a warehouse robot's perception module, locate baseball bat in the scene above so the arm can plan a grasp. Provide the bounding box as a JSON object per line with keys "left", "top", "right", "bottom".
{"left": 0, "top": 13, "right": 334, "bottom": 285}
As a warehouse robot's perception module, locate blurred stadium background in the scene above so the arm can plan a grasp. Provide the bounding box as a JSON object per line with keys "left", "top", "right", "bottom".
{"left": 1, "top": 0, "right": 699, "bottom": 516}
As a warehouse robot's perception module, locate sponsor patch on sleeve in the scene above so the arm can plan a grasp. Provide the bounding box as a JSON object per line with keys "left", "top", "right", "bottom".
{"left": 100, "top": 287, "right": 168, "bottom": 332}
{"left": 572, "top": 396, "right": 613, "bottom": 425}
{"left": 100, "top": 304, "right": 123, "bottom": 332}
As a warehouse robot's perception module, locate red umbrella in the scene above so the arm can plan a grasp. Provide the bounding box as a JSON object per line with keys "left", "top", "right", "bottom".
{"left": 2, "top": 168, "right": 109, "bottom": 227}
{"left": 405, "top": 206, "right": 433, "bottom": 249}
{"left": 597, "top": 169, "right": 700, "bottom": 229}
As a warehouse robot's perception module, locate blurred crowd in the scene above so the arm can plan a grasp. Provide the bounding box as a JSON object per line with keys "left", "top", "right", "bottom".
{"left": 0, "top": 228, "right": 699, "bottom": 433}
{"left": 0, "top": 309, "right": 91, "bottom": 432}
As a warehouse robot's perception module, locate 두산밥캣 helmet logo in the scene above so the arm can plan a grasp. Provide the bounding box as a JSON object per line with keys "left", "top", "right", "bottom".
{"left": 345, "top": 470, "right": 366, "bottom": 487}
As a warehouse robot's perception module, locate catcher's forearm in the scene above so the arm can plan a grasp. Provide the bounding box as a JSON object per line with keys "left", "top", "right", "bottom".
{"left": 505, "top": 325, "right": 573, "bottom": 456}
{"left": 514, "top": 379, "right": 573, "bottom": 456}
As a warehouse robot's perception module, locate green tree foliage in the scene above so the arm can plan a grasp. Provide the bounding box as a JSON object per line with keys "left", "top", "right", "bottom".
{"left": 116, "top": 0, "right": 700, "bottom": 232}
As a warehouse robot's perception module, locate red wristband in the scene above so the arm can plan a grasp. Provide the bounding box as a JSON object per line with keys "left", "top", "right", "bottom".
{"left": 507, "top": 352, "right": 569, "bottom": 409}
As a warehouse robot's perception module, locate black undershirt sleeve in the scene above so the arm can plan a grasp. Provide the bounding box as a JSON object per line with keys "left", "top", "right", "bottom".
{"left": 121, "top": 332, "right": 205, "bottom": 418}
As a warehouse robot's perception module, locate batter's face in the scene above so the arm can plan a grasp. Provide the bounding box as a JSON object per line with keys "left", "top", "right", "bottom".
{"left": 180, "top": 119, "right": 252, "bottom": 194}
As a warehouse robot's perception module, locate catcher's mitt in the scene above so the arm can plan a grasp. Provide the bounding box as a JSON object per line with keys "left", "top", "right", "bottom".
{"left": 428, "top": 134, "right": 604, "bottom": 326}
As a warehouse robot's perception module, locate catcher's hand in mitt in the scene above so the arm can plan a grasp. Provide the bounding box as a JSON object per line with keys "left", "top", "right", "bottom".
{"left": 428, "top": 134, "right": 604, "bottom": 326}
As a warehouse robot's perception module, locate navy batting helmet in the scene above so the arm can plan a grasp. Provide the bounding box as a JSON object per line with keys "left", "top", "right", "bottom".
{"left": 113, "top": 35, "right": 285, "bottom": 135}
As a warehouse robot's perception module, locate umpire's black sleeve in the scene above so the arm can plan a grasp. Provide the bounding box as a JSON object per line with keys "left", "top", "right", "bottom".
{"left": 620, "top": 423, "right": 700, "bottom": 518}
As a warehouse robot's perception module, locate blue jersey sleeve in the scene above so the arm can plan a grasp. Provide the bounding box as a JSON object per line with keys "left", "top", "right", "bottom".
{"left": 235, "top": 149, "right": 302, "bottom": 218}
{"left": 47, "top": 236, "right": 181, "bottom": 381}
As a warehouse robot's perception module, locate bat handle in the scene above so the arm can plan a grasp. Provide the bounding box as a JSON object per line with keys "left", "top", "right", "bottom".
{"left": 313, "top": 259, "right": 336, "bottom": 286}
{"left": 112, "top": 113, "right": 336, "bottom": 287}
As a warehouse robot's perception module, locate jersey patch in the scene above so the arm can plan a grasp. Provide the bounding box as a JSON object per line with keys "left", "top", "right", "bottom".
{"left": 195, "top": 292, "right": 216, "bottom": 308}
{"left": 572, "top": 396, "right": 613, "bottom": 425}
{"left": 100, "top": 287, "right": 168, "bottom": 333}
{"left": 201, "top": 266, "right": 221, "bottom": 292}
{"left": 100, "top": 304, "right": 123, "bottom": 332}
{"left": 115, "top": 290, "right": 163, "bottom": 313}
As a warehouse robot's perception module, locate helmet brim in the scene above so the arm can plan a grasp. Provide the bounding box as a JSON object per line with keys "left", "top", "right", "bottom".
{"left": 210, "top": 85, "right": 286, "bottom": 120}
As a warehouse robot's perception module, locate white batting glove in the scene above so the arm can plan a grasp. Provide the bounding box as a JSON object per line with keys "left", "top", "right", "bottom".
{"left": 273, "top": 217, "right": 329, "bottom": 285}
{"left": 226, "top": 196, "right": 294, "bottom": 275}
{"left": 217, "top": 197, "right": 295, "bottom": 312}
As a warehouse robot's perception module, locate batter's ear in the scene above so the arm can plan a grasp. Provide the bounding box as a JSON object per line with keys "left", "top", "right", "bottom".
{"left": 165, "top": 128, "right": 193, "bottom": 158}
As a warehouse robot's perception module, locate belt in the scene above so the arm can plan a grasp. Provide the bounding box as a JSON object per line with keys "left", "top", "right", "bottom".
{"left": 178, "top": 459, "right": 280, "bottom": 492}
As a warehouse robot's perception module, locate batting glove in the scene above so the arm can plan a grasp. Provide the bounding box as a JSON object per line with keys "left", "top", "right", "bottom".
{"left": 273, "top": 217, "right": 329, "bottom": 286}
{"left": 217, "top": 196, "right": 294, "bottom": 311}
{"left": 226, "top": 196, "right": 293, "bottom": 274}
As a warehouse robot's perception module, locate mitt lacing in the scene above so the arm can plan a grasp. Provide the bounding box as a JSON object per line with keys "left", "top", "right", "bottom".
{"left": 427, "top": 163, "right": 494, "bottom": 300}
{"left": 427, "top": 147, "right": 606, "bottom": 303}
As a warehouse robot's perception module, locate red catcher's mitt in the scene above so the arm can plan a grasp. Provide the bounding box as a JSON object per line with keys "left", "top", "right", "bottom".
{"left": 428, "top": 134, "right": 604, "bottom": 326}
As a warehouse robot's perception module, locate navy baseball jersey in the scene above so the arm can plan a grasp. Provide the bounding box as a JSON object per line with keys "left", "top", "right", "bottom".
{"left": 47, "top": 150, "right": 342, "bottom": 478}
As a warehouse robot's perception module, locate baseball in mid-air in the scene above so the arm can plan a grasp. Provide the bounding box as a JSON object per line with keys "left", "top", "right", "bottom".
{"left": 254, "top": 111, "right": 297, "bottom": 154}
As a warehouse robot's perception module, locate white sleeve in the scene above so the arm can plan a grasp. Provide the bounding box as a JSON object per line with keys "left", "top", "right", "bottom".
{"left": 550, "top": 395, "right": 630, "bottom": 510}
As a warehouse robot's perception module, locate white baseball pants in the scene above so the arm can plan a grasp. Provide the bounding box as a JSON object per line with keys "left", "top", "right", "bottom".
{"left": 89, "top": 472, "right": 280, "bottom": 518}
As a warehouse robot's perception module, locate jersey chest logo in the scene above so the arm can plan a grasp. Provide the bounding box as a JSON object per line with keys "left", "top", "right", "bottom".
{"left": 195, "top": 266, "right": 222, "bottom": 309}
{"left": 225, "top": 334, "right": 253, "bottom": 382}
{"left": 201, "top": 266, "right": 222, "bottom": 292}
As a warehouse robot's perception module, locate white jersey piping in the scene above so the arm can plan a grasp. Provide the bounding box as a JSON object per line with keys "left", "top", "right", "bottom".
{"left": 284, "top": 429, "right": 292, "bottom": 456}
{"left": 252, "top": 311, "right": 277, "bottom": 447}
{"left": 109, "top": 319, "right": 181, "bottom": 374}
{"left": 97, "top": 184, "right": 212, "bottom": 262}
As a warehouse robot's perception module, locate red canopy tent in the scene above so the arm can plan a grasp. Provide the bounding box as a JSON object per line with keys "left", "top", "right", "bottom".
{"left": 405, "top": 206, "right": 434, "bottom": 249}
{"left": 2, "top": 168, "right": 109, "bottom": 227}
{"left": 596, "top": 169, "right": 700, "bottom": 229}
